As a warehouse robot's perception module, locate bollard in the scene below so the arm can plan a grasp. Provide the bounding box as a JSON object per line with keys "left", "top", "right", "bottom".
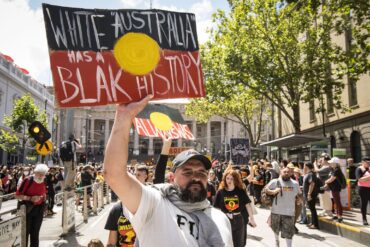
{"left": 105, "top": 183, "right": 110, "bottom": 204}
{"left": 20, "top": 204, "right": 27, "bottom": 247}
{"left": 83, "top": 187, "right": 88, "bottom": 223}
{"left": 92, "top": 184, "right": 98, "bottom": 215}
{"left": 99, "top": 183, "right": 104, "bottom": 209}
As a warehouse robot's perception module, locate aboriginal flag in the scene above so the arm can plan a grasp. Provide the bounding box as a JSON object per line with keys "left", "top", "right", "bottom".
{"left": 42, "top": 4, "right": 205, "bottom": 108}
{"left": 133, "top": 104, "right": 194, "bottom": 140}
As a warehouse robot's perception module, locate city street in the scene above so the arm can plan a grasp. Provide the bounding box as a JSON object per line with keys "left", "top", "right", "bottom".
{"left": 37, "top": 203, "right": 370, "bottom": 247}
{"left": 247, "top": 207, "right": 368, "bottom": 247}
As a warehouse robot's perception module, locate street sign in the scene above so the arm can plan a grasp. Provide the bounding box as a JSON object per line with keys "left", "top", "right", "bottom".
{"left": 35, "top": 140, "right": 53, "bottom": 156}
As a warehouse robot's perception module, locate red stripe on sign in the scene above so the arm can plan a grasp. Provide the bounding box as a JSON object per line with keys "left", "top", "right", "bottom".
{"left": 50, "top": 49, "right": 205, "bottom": 108}
{"left": 133, "top": 118, "right": 195, "bottom": 140}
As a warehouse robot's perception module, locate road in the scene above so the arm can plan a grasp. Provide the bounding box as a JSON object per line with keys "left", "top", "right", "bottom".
{"left": 1, "top": 197, "right": 368, "bottom": 247}
{"left": 247, "top": 207, "right": 368, "bottom": 247}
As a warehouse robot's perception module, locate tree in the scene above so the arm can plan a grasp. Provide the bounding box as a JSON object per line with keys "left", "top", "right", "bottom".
{"left": 0, "top": 130, "right": 19, "bottom": 155}
{"left": 204, "top": 0, "right": 369, "bottom": 133}
{"left": 2, "top": 94, "right": 47, "bottom": 162}
{"left": 186, "top": 83, "right": 269, "bottom": 147}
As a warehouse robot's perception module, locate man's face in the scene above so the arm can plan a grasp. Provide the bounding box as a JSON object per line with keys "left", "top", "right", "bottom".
{"left": 281, "top": 168, "right": 290, "bottom": 181}
{"left": 174, "top": 159, "right": 208, "bottom": 203}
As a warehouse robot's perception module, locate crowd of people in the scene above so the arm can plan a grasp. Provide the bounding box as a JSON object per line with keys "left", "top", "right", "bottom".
{"left": 1, "top": 100, "right": 370, "bottom": 247}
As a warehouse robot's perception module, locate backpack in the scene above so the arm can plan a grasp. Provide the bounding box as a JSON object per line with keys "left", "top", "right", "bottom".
{"left": 337, "top": 169, "right": 347, "bottom": 190}
{"left": 261, "top": 179, "right": 281, "bottom": 207}
{"left": 59, "top": 140, "right": 74, "bottom": 162}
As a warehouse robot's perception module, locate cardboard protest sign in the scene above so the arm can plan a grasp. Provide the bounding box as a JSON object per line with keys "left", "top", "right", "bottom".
{"left": 42, "top": 4, "right": 205, "bottom": 108}
{"left": 133, "top": 104, "right": 194, "bottom": 140}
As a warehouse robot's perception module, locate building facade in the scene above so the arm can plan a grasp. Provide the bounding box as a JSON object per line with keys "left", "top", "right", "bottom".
{"left": 0, "top": 54, "right": 54, "bottom": 165}
{"left": 59, "top": 102, "right": 253, "bottom": 164}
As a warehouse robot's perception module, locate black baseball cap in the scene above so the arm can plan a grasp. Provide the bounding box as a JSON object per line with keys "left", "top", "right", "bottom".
{"left": 362, "top": 156, "right": 370, "bottom": 162}
{"left": 172, "top": 149, "right": 212, "bottom": 172}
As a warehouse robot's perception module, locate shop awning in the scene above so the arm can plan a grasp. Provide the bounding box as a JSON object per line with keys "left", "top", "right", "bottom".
{"left": 260, "top": 134, "right": 325, "bottom": 148}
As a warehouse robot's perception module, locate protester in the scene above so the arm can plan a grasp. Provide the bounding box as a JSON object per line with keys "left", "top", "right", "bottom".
{"left": 45, "top": 167, "right": 57, "bottom": 215}
{"left": 316, "top": 153, "right": 333, "bottom": 217}
{"left": 87, "top": 239, "right": 104, "bottom": 247}
{"left": 347, "top": 158, "right": 357, "bottom": 180}
{"left": 104, "top": 95, "right": 233, "bottom": 247}
{"left": 325, "top": 157, "right": 344, "bottom": 223}
{"left": 214, "top": 169, "right": 256, "bottom": 247}
{"left": 355, "top": 156, "right": 370, "bottom": 225}
{"left": 265, "top": 167, "right": 301, "bottom": 247}
{"left": 303, "top": 163, "right": 319, "bottom": 229}
{"left": 15, "top": 164, "right": 48, "bottom": 247}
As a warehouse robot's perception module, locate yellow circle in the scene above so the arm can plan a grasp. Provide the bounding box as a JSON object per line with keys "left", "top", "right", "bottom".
{"left": 150, "top": 112, "right": 173, "bottom": 131}
{"left": 33, "top": 127, "right": 40, "bottom": 133}
{"left": 228, "top": 201, "right": 236, "bottom": 210}
{"left": 35, "top": 140, "right": 53, "bottom": 156}
{"left": 113, "top": 32, "right": 160, "bottom": 75}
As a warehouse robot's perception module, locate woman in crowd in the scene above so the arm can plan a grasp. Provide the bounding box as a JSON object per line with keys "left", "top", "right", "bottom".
{"left": 325, "top": 157, "right": 344, "bottom": 223}
{"left": 356, "top": 156, "right": 370, "bottom": 225}
{"left": 214, "top": 169, "right": 257, "bottom": 247}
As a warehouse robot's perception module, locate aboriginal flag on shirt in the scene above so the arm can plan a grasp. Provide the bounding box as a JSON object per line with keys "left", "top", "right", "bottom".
{"left": 42, "top": 4, "right": 205, "bottom": 108}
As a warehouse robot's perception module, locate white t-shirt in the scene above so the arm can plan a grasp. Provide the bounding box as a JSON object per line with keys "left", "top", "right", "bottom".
{"left": 124, "top": 185, "right": 233, "bottom": 247}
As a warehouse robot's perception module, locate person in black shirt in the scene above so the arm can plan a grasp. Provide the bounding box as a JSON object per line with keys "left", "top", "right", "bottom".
{"left": 214, "top": 169, "right": 256, "bottom": 247}
{"left": 45, "top": 167, "right": 58, "bottom": 215}
{"left": 325, "top": 157, "right": 343, "bottom": 223}
{"left": 303, "top": 163, "right": 319, "bottom": 229}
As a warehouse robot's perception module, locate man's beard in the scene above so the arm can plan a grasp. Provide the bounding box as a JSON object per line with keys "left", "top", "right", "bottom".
{"left": 282, "top": 176, "right": 291, "bottom": 181}
{"left": 179, "top": 180, "right": 207, "bottom": 203}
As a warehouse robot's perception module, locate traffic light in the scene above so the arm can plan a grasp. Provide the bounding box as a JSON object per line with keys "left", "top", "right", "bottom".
{"left": 28, "top": 121, "right": 51, "bottom": 144}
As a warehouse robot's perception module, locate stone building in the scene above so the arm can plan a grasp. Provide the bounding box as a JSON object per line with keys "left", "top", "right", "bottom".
{"left": 0, "top": 53, "right": 54, "bottom": 164}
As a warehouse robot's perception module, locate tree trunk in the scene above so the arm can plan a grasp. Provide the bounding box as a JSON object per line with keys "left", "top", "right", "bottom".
{"left": 292, "top": 104, "right": 301, "bottom": 133}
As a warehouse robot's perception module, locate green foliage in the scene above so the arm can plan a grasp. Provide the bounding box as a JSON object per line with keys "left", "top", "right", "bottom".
{"left": 186, "top": 83, "right": 269, "bottom": 147}
{"left": 1, "top": 94, "right": 48, "bottom": 157}
{"left": 203, "top": 0, "right": 369, "bottom": 133}
{"left": 0, "top": 129, "right": 19, "bottom": 154}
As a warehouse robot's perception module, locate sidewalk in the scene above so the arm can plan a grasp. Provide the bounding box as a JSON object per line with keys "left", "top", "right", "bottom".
{"left": 309, "top": 207, "right": 370, "bottom": 246}
{"left": 39, "top": 202, "right": 113, "bottom": 246}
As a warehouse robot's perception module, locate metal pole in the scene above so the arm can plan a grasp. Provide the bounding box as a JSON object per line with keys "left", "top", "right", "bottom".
{"left": 83, "top": 187, "right": 88, "bottom": 223}
{"left": 93, "top": 184, "right": 98, "bottom": 215}
{"left": 20, "top": 205, "right": 27, "bottom": 247}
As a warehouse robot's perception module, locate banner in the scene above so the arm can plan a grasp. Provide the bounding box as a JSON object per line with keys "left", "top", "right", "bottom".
{"left": 133, "top": 118, "right": 194, "bottom": 140}
{"left": 42, "top": 4, "right": 205, "bottom": 108}
{"left": 230, "top": 138, "right": 250, "bottom": 165}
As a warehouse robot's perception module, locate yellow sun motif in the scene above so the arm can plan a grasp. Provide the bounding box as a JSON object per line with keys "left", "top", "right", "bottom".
{"left": 113, "top": 32, "right": 160, "bottom": 75}
{"left": 150, "top": 112, "right": 173, "bottom": 131}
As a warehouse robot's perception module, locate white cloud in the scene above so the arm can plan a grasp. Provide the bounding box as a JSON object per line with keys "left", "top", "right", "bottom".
{"left": 0, "top": 0, "right": 51, "bottom": 84}
{"left": 0, "top": 0, "right": 216, "bottom": 85}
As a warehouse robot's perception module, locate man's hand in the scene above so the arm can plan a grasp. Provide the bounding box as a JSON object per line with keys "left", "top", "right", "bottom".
{"left": 248, "top": 217, "right": 257, "bottom": 227}
{"left": 274, "top": 188, "right": 281, "bottom": 195}
{"left": 116, "top": 95, "right": 153, "bottom": 119}
{"left": 30, "top": 195, "right": 42, "bottom": 203}
{"left": 307, "top": 194, "right": 312, "bottom": 201}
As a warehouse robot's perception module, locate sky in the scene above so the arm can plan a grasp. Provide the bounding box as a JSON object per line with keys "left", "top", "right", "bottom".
{"left": 0, "top": 0, "right": 229, "bottom": 86}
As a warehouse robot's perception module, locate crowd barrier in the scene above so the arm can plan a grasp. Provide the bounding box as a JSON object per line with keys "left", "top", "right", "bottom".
{"left": 0, "top": 181, "right": 111, "bottom": 244}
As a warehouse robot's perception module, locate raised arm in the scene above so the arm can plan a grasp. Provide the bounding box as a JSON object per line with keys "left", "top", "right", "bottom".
{"left": 153, "top": 137, "right": 172, "bottom": 184}
{"left": 103, "top": 95, "right": 152, "bottom": 214}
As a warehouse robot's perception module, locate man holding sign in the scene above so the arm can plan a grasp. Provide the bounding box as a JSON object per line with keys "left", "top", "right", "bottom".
{"left": 104, "top": 96, "right": 233, "bottom": 247}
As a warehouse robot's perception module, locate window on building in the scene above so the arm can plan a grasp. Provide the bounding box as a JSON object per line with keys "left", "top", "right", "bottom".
{"left": 350, "top": 131, "right": 361, "bottom": 163}
{"left": 327, "top": 90, "right": 334, "bottom": 114}
{"left": 348, "top": 78, "right": 358, "bottom": 107}
{"left": 309, "top": 100, "right": 316, "bottom": 121}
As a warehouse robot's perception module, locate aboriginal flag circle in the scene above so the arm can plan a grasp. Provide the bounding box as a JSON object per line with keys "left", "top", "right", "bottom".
{"left": 113, "top": 32, "right": 160, "bottom": 75}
